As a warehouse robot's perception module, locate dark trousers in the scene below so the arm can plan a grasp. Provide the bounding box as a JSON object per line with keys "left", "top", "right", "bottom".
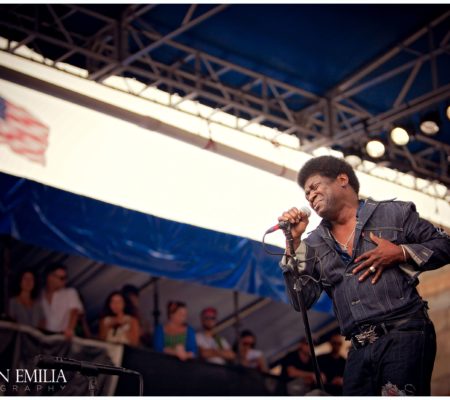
{"left": 343, "top": 318, "right": 436, "bottom": 396}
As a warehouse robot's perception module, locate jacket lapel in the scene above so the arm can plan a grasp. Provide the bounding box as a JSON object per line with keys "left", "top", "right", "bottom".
{"left": 309, "top": 199, "right": 380, "bottom": 258}
{"left": 352, "top": 198, "right": 380, "bottom": 256}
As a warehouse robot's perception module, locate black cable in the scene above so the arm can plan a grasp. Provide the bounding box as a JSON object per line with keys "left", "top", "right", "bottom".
{"left": 261, "top": 232, "right": 288, "bottom": 257}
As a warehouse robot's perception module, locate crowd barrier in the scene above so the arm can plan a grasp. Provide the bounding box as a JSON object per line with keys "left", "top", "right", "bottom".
{"left": 0, "top": 321, "right": 288, "bottom": 396}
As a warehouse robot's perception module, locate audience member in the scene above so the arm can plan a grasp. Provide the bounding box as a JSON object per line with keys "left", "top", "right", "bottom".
{"left": 8, "top": 269, "right": 45, "bottom": 329}
{"left": 99, "top": 291, "right": 140, "bottom": 346}
{"left": 281, "top": 338, "right": 325, "bottom": 390}
{"left": 235, "top": 329, "right": 267, "bottom": 372}
{"left": 41, "top": 263, "right": 84, "bottom": 339}
{"left": 196, "top": 307, "right": 236, "bottom": 365}
{"left": 318, "top": 333, "right": 346, "bottom": 395}
{"left": 153, "top": 301, "right": 197, "bottom": 361}
{"left": 122, "top": 284, "right": 152, "bottom": 346}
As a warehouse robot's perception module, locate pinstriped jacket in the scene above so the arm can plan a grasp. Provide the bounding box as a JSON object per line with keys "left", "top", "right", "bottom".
{"left": 280, "top": 198, "right": 450, "bottom": 337}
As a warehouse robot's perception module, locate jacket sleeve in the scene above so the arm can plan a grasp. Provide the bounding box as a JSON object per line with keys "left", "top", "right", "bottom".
{"left": 280, "top": 240, "right": 323, "bottom": 311}
{"left": 401, "top": 202, "right": 450, "bottom": 270}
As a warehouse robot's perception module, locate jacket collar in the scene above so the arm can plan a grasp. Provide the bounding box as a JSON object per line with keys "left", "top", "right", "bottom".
{"left": 307, "top": 198, "right": 380, "bottom": 249}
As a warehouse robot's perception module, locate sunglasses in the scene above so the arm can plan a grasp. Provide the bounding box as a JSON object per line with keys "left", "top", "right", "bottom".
{"left": 242, "top": 341, "right": 255, "bottom": 347}
{"left": 53, "top": 274, "right": 67, "bottom": 281}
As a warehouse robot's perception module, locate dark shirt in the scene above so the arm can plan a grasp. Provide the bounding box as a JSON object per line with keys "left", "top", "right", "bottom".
{"left": 317, "top": 353, "right": 345, "bottom": 382}
{"left": 281, "top": 350, "right": 313, "bottom": 380}
{"left": 282, "top": 199, "right": 450, "bottom": 336}
{"left": 318, "top": 353, "right": 346, "bottom": 396}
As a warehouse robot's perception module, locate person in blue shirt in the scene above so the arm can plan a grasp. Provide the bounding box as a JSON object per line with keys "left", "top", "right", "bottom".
{"left": 278, "top": 155, "right": 450, "bottom": 396}
{"left": 153, "top": 300, "right": 197, "bottom": 361}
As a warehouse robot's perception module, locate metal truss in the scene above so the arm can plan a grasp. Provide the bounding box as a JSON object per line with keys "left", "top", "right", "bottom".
{"left": 0, "top": 4, "right": 449, "bottom": 188}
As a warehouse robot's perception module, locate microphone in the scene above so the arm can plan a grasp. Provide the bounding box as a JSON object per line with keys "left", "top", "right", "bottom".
{"left": 35, "top": 355, "right": 140, "bottom": 377}
{"left": 265, "top": 206, "right": 311, "bottom": 234}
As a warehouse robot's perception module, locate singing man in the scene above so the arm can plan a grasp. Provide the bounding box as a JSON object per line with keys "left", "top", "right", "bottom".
{"left": 278, "top": 155, "right": 450, "bottom": 395}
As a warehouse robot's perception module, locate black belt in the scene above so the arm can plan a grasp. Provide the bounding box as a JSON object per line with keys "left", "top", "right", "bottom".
{"left": 350, "top": 308, "right": 429, "bottom": 349}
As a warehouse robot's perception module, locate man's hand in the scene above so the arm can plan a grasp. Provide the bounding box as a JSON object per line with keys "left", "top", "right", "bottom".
{"left": 278, "top": 207, "right": 310, "bottom": 254}
{"left": 352, "top": 232, "right": 404, "bottom": 284}
{"left": 331, "top": 376, "right": 343, "bottom": 386}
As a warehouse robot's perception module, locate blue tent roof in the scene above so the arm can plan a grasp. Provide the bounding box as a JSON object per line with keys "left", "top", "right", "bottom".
{"left": 0, "top": 172, "right": 292, "bottom": 302}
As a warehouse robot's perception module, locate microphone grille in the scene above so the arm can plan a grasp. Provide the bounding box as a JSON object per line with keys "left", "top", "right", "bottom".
{"left": 299, "top": 206, "right": 311, "bottom": 217}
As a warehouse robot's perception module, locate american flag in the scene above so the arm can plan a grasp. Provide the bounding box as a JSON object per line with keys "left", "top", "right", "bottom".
{"left": 0, "top": 95, "right": 49, "bottom": 165}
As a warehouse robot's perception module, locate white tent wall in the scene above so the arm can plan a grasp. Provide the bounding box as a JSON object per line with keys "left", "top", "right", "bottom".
{"left": 0, "top": 77, "right": 320, "bottom": 248}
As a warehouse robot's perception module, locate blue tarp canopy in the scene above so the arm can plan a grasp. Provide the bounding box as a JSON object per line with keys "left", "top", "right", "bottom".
{"left": 0, "top": 171, "right": 331, "bottom": 315}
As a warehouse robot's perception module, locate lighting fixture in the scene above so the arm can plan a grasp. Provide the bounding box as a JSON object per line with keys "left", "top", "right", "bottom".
{"left": 390, "top": 126, "right": 410, "bottom": 146}
{"left": 419, "top": 111, "right": 440, "bottom": 135}
{"left": 366, "top": 140, "right": 385, "bottom": 158}
{"left": 345, "top": 155, "right": 362, "bottom": 168}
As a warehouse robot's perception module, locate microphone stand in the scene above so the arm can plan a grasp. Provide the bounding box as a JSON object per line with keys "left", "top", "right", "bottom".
{"left": 77, "top": 363, "right": 100, "bottom": 397}
{"left": 35, "top": 355, "right": 143, "bottom": 396}
{"left": 87, "top": 375, "right": 97, "bottom": 397}
{"left": 282, "top": 225, "right": 325, "bottom": 393}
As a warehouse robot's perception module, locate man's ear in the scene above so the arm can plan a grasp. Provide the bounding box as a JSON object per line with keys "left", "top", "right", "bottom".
{"left": 337, "top": 173, "right": 349, "bottom": 187}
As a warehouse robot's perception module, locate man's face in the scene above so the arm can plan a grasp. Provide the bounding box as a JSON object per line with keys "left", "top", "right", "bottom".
{"left": 298, "top": 341, "right": 310, "bottom": 357}
{"left": 47, "top": 268, "right": 67, "bottom": 290}
{"left": 330, "top": 335, "right": 342, "bottom": 353}
{"left": 304, "top": 174, "right": 343, "bottom": 219}
{"left": 201, "top": 313, "right": 217, "bottom": 330}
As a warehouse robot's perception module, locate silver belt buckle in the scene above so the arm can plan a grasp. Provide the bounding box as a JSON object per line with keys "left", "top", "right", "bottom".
{"left": 355, "top": 325, "right": 379, "bottom": 346}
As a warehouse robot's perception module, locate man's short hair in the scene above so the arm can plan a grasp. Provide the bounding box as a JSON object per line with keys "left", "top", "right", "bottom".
{"left": 45, "top": 262, "right": 67, "bottom": 278}
{"left": 122, "top": 284, "right": 139, "bottom": 297}
{"left": 297, "top": 155, "right": 360, "bottom": 194}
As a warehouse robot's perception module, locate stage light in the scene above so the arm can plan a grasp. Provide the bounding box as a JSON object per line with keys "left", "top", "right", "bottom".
{"left": 366, "top": 140, "right": 385, "bottom": 158}
{"left": 390, "top": 126, "right": 410, "bottom": 146}
{"left": 419, "top": 111, "right": 440, "bottom": 135}
{"left": 446, "top": 104, "right": 450, "bottom": 120}
{"left": 345, "top": 155, "right": 362, "bottom": 168}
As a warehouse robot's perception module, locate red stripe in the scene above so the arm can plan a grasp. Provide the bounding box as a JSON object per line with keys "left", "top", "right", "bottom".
{"left": 0, "top": 125, "right": 48, "bottom": 145}
{"left": 10, "top": 147, "right": 46, "bottom": 165}
{"left": 6, "top": 111, "right": 48, "bottom": 129}
{"left": 6, "top": 112, "right": 49, "bottom": 136}
{"left": 0, "top": 119, "right": 49, "bottom": 143}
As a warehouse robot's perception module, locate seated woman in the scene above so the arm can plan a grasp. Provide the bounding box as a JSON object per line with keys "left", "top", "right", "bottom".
{"left": 153, "top": 301, "right": 197, "bottom": 361}
{"left": 99, "top": 291, "right": 140, "bottom": 346}
{"left": 9, "top": 269, "right": 45, "bottom": 329}
{"left": 235, "top": 329, "right": 268, "bottom": 373}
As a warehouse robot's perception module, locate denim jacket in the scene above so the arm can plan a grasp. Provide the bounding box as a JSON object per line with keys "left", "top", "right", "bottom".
{"left": 280, "top": 199, "right": 450, "bottom": 336}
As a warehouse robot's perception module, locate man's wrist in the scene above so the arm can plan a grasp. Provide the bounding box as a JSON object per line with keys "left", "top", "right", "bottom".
{"left": 286, "top": 238, "right": 301, "bottom": 255}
